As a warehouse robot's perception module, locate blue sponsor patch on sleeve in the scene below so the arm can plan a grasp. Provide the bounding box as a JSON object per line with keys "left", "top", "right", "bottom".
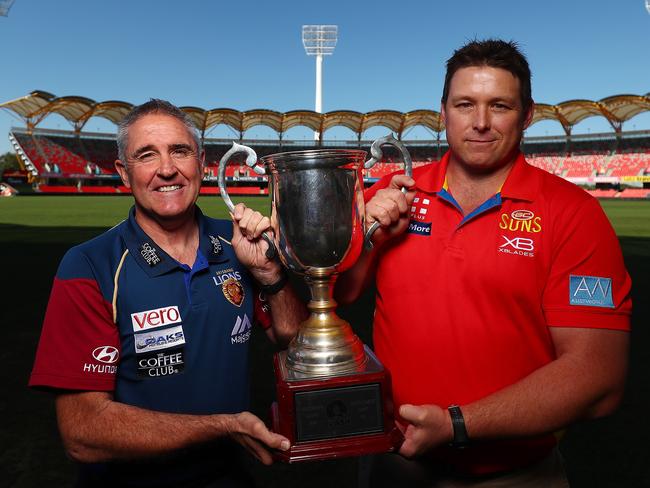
{"left": 569, "top": 275, "right": 614, "bottom": 308}
{"left": 408, "top": 221, "right": 431, "bottom": 236}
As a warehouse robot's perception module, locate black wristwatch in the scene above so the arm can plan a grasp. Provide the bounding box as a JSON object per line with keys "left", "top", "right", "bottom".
{"left": 259, "top": 269, "right": 289, "bottom": 296}
{"left": 448, "top": 404, "right": 470, "bottom": 449}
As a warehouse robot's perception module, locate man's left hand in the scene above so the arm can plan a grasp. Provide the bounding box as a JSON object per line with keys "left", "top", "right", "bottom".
{"left": 398, "top": 404, "right": 453, "bottom": 458}
{"left": 231, "top": 203, "right": 282, "bottom": 284}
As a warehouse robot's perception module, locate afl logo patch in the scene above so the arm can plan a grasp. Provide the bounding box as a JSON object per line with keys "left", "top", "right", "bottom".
{"left": 222, "top": 277, "right": 244, "bottom": 307}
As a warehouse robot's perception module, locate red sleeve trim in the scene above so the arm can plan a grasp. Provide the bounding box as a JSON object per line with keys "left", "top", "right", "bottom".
{"left": 29, "top": 277, "right": 119, "bottom": 392}
{"left": 254, "top": 288, "right": 272, "bottom": 330}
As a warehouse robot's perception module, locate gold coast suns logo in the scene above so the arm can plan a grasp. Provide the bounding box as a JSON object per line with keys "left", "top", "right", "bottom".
{"left": 499, "top": 209, "right": 542, "bottom": 233}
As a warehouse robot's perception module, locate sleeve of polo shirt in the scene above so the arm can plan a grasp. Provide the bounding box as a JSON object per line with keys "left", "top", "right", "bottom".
{"left": 542, "top": 197, "right": 632, "bottom": 331}
{"left": 254, "top": 288, "right": 272, "bottom": 330}
{"left": 29, "top": 248, "right": 119, "bottom": 391}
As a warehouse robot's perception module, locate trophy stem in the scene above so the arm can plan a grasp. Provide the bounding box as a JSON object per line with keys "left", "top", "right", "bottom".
{"left": 285, "top": 273, "right": 367, "bottom": 377}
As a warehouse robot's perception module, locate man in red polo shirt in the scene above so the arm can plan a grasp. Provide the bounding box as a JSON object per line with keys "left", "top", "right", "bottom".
{"left": 337, "top": 39, "right": 631, "bottom": 486}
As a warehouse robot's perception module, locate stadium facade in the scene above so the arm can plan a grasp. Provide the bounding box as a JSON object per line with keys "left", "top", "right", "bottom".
{"left": 2, "top": 90, "right": 650, "bottom": 199}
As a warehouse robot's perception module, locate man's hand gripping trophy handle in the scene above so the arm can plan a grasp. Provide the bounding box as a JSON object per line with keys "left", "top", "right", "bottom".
{"left": 363, "top": 136, "right": 414, "bottom": 250}
{"left": 218, "top": 143, "right": 276, "bottom": 260}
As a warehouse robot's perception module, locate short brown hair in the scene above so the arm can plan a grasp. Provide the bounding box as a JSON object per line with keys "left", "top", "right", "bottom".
{"left": 441, "top": 39, "right": 532, "bottom": 111}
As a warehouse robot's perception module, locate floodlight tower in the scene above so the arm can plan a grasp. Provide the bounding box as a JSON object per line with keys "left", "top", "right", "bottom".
{"left": 0, "top": 0, "right": 16, "bottom": 16}
{"left": 302, "top": 25, "right": 338, "bottom": 139}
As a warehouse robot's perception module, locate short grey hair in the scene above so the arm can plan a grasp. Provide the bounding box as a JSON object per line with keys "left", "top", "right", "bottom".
{"left": 116, "top": 99, "right": 202, "bottom": 164}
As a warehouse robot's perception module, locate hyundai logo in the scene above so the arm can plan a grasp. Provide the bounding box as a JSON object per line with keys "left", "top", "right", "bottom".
{"left": 92, "top": 346, "right": 119, "bottom": 364}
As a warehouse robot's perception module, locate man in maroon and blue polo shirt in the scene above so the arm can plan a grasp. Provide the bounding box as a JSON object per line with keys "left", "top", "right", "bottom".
{"left": 29, "top": 99, "right": 306, "bottom": 488}
{"left": 337, "top": 40, "right": 631, "bottom": 487}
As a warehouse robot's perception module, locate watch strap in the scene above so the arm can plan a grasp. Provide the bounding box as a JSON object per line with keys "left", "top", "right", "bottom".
{"left": 448, "top": 404, "right": 470, "bottom": 449}
{"left": 259, "top": 269, "right": 288, "bottom": 295}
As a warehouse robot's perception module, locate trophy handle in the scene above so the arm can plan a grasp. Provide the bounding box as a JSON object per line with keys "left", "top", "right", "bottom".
{"left": 218, "top": 142, "right": 277, "bottom": 260}
{"left": 362, "top": 136, "right": 414, "bottom": 250}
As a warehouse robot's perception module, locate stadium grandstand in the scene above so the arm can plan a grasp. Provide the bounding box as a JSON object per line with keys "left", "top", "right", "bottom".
{"left": 2, "top": 90, "right": 650, "bottom": 199}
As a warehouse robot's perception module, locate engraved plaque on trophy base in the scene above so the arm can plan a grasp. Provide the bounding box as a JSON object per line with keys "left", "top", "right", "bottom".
{"left": 271, "top": 346, "right": 403, "bottom": 463}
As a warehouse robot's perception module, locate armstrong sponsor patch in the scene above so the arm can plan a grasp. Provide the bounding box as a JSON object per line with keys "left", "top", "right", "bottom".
{"left": 134, "top": 325, "right": 185, "bottom": 354}
{"left": 569, "top": 275, "right": 614, "bottom": 308}
{"left": 213, "top": 268, "right": 244, "bottom": 306}
{"left": 137, "top": 348, "right": 185, "bottom": 378}
{"left": 407, "top": 220, "right": 431, "bottom": 236}
{"left": 499, "top": 210, "right": 542, "bottom": 233}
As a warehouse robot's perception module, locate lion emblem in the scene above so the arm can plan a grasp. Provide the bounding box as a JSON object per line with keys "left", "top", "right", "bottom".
{"left": 222, "top": 277, "right": 244, "bottom": 307}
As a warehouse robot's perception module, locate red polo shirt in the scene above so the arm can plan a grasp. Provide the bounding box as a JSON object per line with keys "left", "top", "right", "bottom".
{"left": 366, "top": 151, "right": 632, "bottom": 475}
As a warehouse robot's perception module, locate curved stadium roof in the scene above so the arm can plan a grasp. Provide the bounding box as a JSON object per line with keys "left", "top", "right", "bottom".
{"left": 2, "top": 90, "right": 649, "bottom": 140}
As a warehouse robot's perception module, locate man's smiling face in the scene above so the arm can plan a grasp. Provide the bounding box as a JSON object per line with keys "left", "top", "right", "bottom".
{"left": 116, "top": 113, "right": 204, "bottom": 226}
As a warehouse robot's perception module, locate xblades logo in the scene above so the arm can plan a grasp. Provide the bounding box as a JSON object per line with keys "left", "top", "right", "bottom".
{"left": 500, "top": 236, "right": 534, "bottom": 251}
{"left": 498, "top": 235, "right": 535, "bottom": 257}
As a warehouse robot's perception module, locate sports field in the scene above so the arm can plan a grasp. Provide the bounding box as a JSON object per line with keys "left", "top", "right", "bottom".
{"left": 1, "top": 196, "right": 649, "bottom": 487}
{"left": 1, "top": 195, "right": 649, "bottom": 237}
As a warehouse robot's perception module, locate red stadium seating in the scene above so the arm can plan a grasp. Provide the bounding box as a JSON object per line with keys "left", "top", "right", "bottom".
{"left": 38, "top": 185, "right": 79, "bottom": 193}
{"left": 80, "top": 186, "right": 119, "bottom": 194}
{"left": 586, "top": 189, "right": 618, "bottom": 198}
{"left": 10, "top": 130, "right": 650, "bottom": 199}
{"left": 199, "top": 186, "right": 268, "bottom": 195}
{"left": 607, "top": 152, "right": 650, "bottom": 177}
{"left": 618, "top": 188, "right": 650, "bottom": 199}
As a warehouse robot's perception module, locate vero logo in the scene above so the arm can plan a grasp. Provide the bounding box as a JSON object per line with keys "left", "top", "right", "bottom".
{"left": 131, "top": 306, "right": 182, "bottom": 332}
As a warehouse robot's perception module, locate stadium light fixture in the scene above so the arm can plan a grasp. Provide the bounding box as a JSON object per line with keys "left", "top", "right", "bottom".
{"left": 302, "top": 25, "right": 338, "bottom": 139}
{"left": 646, "top": 0, "right": 650, "bottom": 14}
{"left": 0, "top": 0, "right": 15, "bottom": 16}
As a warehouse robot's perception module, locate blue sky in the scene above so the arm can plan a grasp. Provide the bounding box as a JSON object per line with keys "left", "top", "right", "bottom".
{"left": 1, "top": 0, "right": 649, "bottom": 153}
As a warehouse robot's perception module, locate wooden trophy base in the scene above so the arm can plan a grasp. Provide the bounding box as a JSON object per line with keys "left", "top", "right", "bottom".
{"left": 270, "top": 345, "right": 403, "bottom": 463}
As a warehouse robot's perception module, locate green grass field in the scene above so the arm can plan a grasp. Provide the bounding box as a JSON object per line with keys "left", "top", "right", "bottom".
{"left": 1, "top": 195, "right": 649, "bottom": 487}
{"left": 1, "top": 195, "right": 649, "bottom": 238}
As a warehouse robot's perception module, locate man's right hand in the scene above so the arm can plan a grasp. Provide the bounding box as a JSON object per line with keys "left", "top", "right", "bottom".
{"left": 365, "top": 174, "right": 416, "bottom": 248}
{"left": 226, "top": 411, "right": 290, "bottom": 465}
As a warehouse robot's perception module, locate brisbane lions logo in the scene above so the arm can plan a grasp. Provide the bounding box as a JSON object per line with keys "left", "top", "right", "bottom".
{"left": 222, "top": 277, "right": 244, "bottom": 307}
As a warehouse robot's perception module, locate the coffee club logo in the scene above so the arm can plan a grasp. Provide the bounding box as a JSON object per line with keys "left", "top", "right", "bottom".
{"left": 140, "top": 242, "right": 162, "bottom": 266}
{"left": 209, "top": 235, "right": 223, "bottom": 256}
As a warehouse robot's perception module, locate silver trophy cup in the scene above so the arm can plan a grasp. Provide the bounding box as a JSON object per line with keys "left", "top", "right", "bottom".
{"left": 218, "top": 136, "right": 412, "bottom": 378}
{"left": 219, "top": 136, "right": 412, "bottom": 461}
